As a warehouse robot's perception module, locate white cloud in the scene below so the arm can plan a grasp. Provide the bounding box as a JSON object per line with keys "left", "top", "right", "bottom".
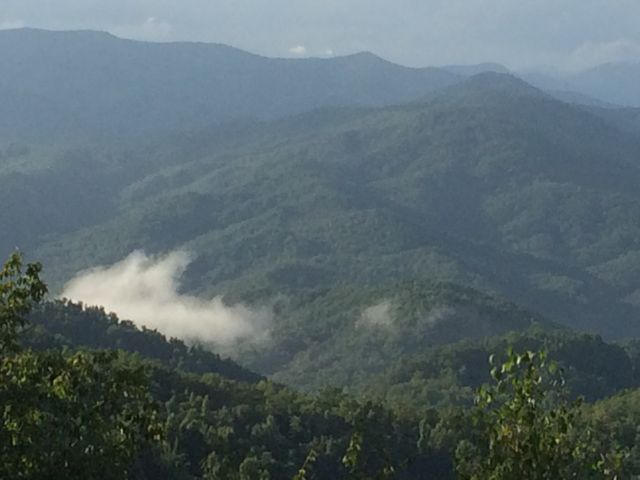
{"left": 323, "top": 48, "right": 334, "bottom": 57}
{"left": 62, "top": 251, "right": 271, "bottom": 348}
{"left": 356, "top": 301, "right": 393, "bottom": 328}
{"left": 289, "top": 44, "right": 307, "bottom": 56}
{"left": 2, "top": 1, "right": 640, "bottom": 70}
{"left": 422, "top": 306, "right": 456, "bottom": 327}
{"left": 566, "top": 39, "right": 640, "bottom": 72}
{"left": 110, "top": 16, "right": 173, "bottom": 41}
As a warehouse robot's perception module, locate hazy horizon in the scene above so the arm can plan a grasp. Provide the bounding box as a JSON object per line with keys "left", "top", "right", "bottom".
{"left": 2, "top": 1, "right": 640, "bottom": 73}
{"left": 2, "top": 25, "right": 638, "bottom": 79}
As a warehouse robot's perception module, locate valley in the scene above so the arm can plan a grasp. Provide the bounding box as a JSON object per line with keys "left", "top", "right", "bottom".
{"left": 3, "top": 27, "right": 640, "bottom": 479}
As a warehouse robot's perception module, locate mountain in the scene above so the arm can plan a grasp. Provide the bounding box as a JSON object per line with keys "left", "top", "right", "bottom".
{"left": 0, "top": 28, "right": 459, "bottom": 143}
{"left": 17, "top": 297, "right": 444, "bottom": 479}
{"left": 10, "top": 73, "right": 639, "bottom": 341}
{"left": 360, "top": 329, "right": 639, "bottom": 412}
{"left": 570, "top": 62, "right": 640, "bottom": 107}
{"left": 6, "top": 32, "right": 640, "bottom": 475}
{"left": 546, "top": 90, "right": 618, "bottom": 108}
{"left": 25, "top": 299, "right": 261, "bottom": 383}
{"left": 588, "top": 105, "right": 640, "bottom": 135}
{"left": 521, "top": 62, "right": 640, "bottom": 108}
{"left": 5, "top": 66, "right": 640, "bottom": 388}
{"left": 441, "top": 63, "right": 510, "bottom": 76}
{"left": 458, "top": 69, "right": 614, "bottom": 108}
{"left": 19, "top": 285, "right": 640, "bottom": 478}
{"left": 243, "top": 281, "right": 552, "bottom": 388}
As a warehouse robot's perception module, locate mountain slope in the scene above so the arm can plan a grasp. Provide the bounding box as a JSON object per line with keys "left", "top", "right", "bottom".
{"left": 360, "top": 329, "right": 638, "bottom": 412}
{"left": 0, "top": 28, "right": 459, "bottom": 142}
{"left": 20, "top": 298, "right": 445, "bottom": 479}
{"left": 26, "top": 300, "right": 261, "bottom": 383}
{"left": 21, "top": 74, "right": 640, "bottom": 337}
{"left": 521, "top": 62, "right": 640, "bottom": 108}
{"left": 571, "top": 62, "right": 640, "bottom": 107}
{"left": 4, "top": 73, "right": 640, "bottom": 347}
{"left": 21, "top": 292, "right": 640, "bottom": 479}
{"left": 256, "top": 281, "right": 551, "bottom": 390}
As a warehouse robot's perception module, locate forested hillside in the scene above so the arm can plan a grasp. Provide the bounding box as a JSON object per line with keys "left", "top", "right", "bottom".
{"left": 4, "top": 27, "right": 640, "bottom": 478}
{"left": 14, "top": 280, "right": 640, "bottom": 479}
{"left": 241, "top": 281, "right": 551, "bottom": 388}
{"left": 26, "top": 300, "right": 261, "bottom": 383}
{"left": 0, "top": 28, "right": 458, "bottom": 143}
{"left": 5, "top": 72, "right": 639, "bottom": 341}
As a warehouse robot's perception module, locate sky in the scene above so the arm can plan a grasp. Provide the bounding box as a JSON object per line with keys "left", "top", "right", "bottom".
{"left": 1, "top": 0, "right": 639, "bottom": 71}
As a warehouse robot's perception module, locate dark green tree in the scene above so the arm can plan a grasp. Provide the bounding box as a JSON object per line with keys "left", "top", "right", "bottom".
{"left": 0, "top": 252, "right": 161, "bottom": 479}
{"left": 0, "top": 251, "right": 47, "bottom": 352}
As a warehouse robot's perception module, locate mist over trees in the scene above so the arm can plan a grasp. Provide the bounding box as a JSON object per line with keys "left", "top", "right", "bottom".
{"left": 5, "top": 254, "right": 636, "bottom": 478}
{"left": 4, "top": 27, "right": 640, "bottom": 479}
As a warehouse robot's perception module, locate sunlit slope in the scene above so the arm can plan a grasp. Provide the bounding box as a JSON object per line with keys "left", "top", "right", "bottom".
{"left": 5, "top": 73, "right": 639, "bottom": 338}
{"left": 247, "top": 281, "right": 552, "bottom": 389}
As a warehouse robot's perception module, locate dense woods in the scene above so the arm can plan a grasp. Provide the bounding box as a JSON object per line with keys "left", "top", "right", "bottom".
{"left": 1, "top": 252, "right": 639, "bottom": 478}
{"left": 0, "top": 253, "right": 158, "bottom": 478}
{"left": 4, "top": 68, "right": 640, "bottom": 343}
{"left": 4, "top": 28, "right": 640, "bottom": 479}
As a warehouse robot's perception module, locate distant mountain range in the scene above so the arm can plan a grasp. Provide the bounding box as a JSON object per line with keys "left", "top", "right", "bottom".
{"left": 523, "top": 62, "right": 640, "bottom": 108}
{"left": 444, "top": 60, "right": 640, "bottom": 108}
{"left": 0, "top": 28, "right": 458, "bottom": 142}
{"left": 5, "top": 28, "right": 640, "bottom": 479}
{"left": 1, "top": 28, "right": 639, "bottom": 145}
{"left": 2, "top": 69, "right": 639, "bottom": 338}
{"left": 3, "top": 27, "right": 640, "bottom": 380}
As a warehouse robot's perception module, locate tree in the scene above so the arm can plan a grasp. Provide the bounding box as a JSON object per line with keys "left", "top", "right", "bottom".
{"left": 0, "top": 252, "right": 161, "bottom": 479}
{"left": 455, "top": 349, "right": 624, "bottom": 480}
{"left": 341, "top": 402, "right": 397, "bottom": 480}
{"left": 0, "top": 251, "right": 47, "bottom": 352}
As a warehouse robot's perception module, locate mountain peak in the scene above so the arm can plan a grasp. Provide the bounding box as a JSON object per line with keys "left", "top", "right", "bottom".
{"left": 464, "top": 72, "right": 543, "bottom": 93}
{"left": 430, "top": 72, "right": 546, "bottom": 105}
{"left": 335, "top": 51, "right": 398, "bottom": 67}
{"left": 443, "top": 63, "right": 511, "bottom": 76}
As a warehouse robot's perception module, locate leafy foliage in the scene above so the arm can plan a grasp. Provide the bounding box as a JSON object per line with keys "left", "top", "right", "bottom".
{"left": 455, "top": 350, "right": 624, "bottom": 479}
{"left": 0, "top": 251, "right": 47, "bottom": 352}
{"left": 26, "top": 299, "right": 261, "bottom": 383}
{"left": 235, "top": 281, "right": 548, "bottom": 389}
{"left": 0, "top": 350, "right": 160, "bottom": 479}
{"left": 10, "top": 258, "right": 640, "bottom": 478}
{"left": 5, "top": 34, "right": 640, "bottom": 478}
{"left": 358, "top": 329, "right": 639, "bottom": 413}
{"left": 0, "top": 253, "right": 160, "bottom": 479}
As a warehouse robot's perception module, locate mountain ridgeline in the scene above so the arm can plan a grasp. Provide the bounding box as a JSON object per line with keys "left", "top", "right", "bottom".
{"left": 18, "top": 295, "right": 640, "bottom": 478}
{"left": 4, "top": 28, "right": 639, "bottom": 145}
{"left": 6, "top": 68, "right": 639, "bottom": 341}
{"left": 4, "top": 28, "right": 640, "bottom": 478}
{"left": 0, "top": 28, "right": 458, "bottom": 143}
{"left": 523, "top": 62, "right": 640, "bottom": 108}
